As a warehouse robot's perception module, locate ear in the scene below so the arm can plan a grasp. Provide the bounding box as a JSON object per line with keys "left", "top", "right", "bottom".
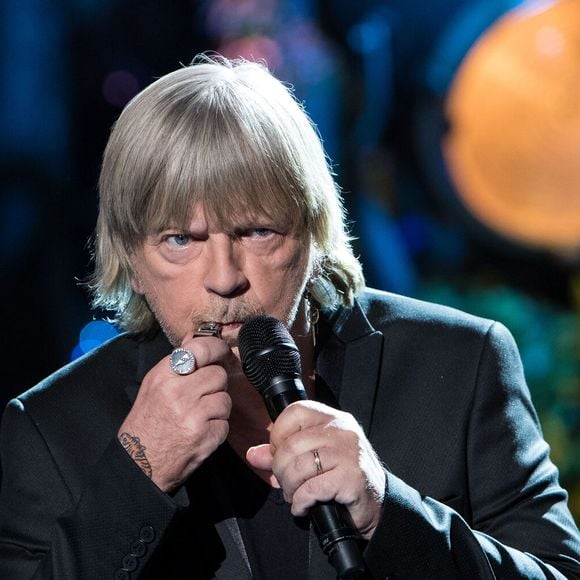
{"left": 129, "top": 269, "right": 145, "bottom": 295}
{"left": 306, "top": 251, "right": 324, "bottom": 289}
{"left": 308, "top": 246, "right": 322, "bottom": 283}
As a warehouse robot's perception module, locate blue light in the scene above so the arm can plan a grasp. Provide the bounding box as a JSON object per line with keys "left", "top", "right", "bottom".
{"left": 71, "top": 320, "right": 119, "bottom": 361}
{"left": 0, "top": 188, "right": 38, "bottom": 266}
{"left": 357, "top": 194, "right": 417, "bottom": 296}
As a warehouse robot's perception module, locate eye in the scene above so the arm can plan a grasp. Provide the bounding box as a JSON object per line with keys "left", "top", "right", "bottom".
{"left": 247, "top": 228, "right": 274, "bottom": 238}
{"left": 164, "top": 233, "right": 192, "bottom": 247}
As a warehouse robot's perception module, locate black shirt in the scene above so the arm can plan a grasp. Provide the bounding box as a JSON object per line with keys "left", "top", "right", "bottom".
{"left": 220, "top": 443, "right": 311, "bottom": 580}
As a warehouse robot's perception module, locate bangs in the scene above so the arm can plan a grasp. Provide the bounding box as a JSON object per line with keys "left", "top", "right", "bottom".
{"left": 142, "top": 88, "right": 313, "bottom": 237}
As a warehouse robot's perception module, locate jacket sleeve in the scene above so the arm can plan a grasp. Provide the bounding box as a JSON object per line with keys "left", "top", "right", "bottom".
{"left": 0, "top": 398, "right": 185, "bottom": 580}
{"left": 363, "top": 321, "right": 580, "bottom": 579}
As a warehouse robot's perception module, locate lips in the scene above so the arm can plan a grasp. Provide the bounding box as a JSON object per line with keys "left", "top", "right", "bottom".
{"left": 219, "top": 322, "right": 242, "bottom": 333}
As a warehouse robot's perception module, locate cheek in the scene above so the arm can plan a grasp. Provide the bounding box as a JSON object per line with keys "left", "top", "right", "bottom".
{"left": 135, "top": 248, "right": 193, "bottom": 289}
{"left": 134, "top": 260, "right": 197, "bottom": 309}
{"left": 254, "top": 244, "right": 310, "bottom": 293}
{"left": 284, "top": 240, "right": 312, "bottom": 274}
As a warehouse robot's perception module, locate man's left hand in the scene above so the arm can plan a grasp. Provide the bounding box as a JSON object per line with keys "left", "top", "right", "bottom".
{"left": 246, "top": 400, "right": 386, "bottom": 540}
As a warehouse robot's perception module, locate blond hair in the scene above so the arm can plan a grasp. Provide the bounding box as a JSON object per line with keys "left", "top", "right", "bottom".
{"left": 91, "top": 54, "right": 364, "bottom": 332}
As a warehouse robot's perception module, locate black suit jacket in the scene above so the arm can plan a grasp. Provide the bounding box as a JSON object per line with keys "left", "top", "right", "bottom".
{"left": 0, "top": 289, "right": 578, "bottom": 579}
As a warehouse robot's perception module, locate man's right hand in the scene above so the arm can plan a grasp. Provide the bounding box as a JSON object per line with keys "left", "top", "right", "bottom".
{"left": 118, "top": 336, "right": 234, "bottom": 492}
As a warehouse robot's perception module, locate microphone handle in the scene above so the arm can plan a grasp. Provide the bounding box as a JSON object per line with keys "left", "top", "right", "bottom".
{"left": 262, "top": 378, "right": 366, "bottom": 579}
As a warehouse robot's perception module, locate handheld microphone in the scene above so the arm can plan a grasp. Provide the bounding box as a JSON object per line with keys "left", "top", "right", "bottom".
{"left": 239, "top": 315, "right": 366, "bottom": 579}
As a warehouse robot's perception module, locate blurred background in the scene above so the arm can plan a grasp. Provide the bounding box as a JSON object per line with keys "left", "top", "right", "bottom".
{"left": 0, "top": 0, "right": 578, "bottom": 520}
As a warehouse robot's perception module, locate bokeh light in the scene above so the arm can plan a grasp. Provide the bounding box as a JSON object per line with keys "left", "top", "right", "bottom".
{"left": 443, "top": 0, "right": 580, "bottom": 254}
{"left": 71, "top": 320, "right": 119, "bottom": 361}
{"left": 102, "top": 70, "right": 141, "bottom": 108}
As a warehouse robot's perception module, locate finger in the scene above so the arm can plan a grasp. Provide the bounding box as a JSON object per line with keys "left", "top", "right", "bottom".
{"left": 246, "top": 445, "right": 281, "bottom": 488}
{"left": 196, "top": 390, "right": 232, "bottom": 421}
{"left": 181, "top": 365, "right": 229, "bottom": 395}
{"left": 290, "top": 471, "right": 339, "bottom": 517}
{"left": 159, "top": 366, "right": 229, "bottom": 410}
{"left": 276, "top": 446, "right": 340, "bottom": 501}
{"left": 270, "top": 400, "right": 334, "bottom": 449}
{"left": 203, "top": 418, "right": 230, "bottom": 452}
{"left": 176, "top": 336, "right": 233, "bottom": 371}
{"left": 271, "top": 425, "right": 328, "bottom": 479}
{"left": 246, "top": 444, "right": 274, "bottom": 471}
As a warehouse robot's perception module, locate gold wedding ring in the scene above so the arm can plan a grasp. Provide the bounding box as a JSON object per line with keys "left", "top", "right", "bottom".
{"left": 312, "top": 448, "right": 323, "bottom": 475}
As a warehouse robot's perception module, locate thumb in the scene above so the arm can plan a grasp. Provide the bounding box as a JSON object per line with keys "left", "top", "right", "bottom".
{"left": 246, "top": 444, "right": 273, "bottom": 470}
{"left": 246, "top": 444, "right": 281, "bottom": 488}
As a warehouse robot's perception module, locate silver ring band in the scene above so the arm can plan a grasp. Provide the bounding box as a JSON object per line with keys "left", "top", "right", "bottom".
{"left": 193, "top": 322, "right": 222, "bottom": 338}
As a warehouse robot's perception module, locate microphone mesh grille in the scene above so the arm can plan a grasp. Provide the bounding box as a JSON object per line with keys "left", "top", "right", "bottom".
{"left": 239, "top": 315, "right": 302, "bottom": 393}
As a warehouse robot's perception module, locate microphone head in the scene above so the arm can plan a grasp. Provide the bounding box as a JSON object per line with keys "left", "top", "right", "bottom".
{"left": 238, "top": 315, "right": 302, "bottom": 394}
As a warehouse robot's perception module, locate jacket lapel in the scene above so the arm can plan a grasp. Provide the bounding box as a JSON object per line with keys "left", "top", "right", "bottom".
{"left": 213, "top": 518, "right": 253, "bottom": 579}
{"left": 318, "top": 300, "right": 384, "bottom": 435}
{"left": 308, "top": 301, "right": 384, "bottom": 579}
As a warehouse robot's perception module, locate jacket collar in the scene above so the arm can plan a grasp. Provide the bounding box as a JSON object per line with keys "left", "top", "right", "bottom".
{"left": 318, "top": 299, "right": 384, "bottom": 435}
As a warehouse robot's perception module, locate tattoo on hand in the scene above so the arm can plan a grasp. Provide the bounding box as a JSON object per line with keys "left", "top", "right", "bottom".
{"left": 119, "top": 432, "right": 153, "bottom": 478}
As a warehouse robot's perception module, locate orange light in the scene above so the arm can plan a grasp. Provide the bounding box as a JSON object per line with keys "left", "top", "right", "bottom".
{"left": 443, "top": 0, "right": 580, "bottom": 254}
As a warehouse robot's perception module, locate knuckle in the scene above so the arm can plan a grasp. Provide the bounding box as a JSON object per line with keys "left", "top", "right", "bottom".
{"left": 279, "top": 402, "right": 300, "bottom": 422}
{"left": 293, "top": 452, "right": 310, "bottom": 474}
{"left": 215, "top": 419, "right": 230, "bottom": 440}
{"left": 303, "top": 475, "right": 320, "bottom": 496}
{"left": 304, "top": 474, "right": 334, "bottom": 501}
{"left": 201, "top": 364, "right": 228, "bottom": 386}
{"left": 193, "top": 340, "right": 212, "bottom": 366}
{"left": 283, "top": 436, "right": 300, "bottom": 456}
{"left": 201, "top": 391, "right": 231, "bottom": 416}
{"left": 194, "top": 365, "right": 227, "bottom": 388}
{"left": 213, "top": 364, "right": 229, "bottom": 383}
{"left": 217, "top": 391, "right": 232, "bottom": 414}
{"left": 336, "top": 479, "right": 359, "bottom": 505}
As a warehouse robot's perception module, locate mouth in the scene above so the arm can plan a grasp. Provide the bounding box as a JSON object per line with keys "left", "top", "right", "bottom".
{"left": 216, "top": 322, "right": 244, "bottom": 349}
{"left": 193, "top": 321, "right": 222, "bottom": 338}
{"left": 194, "top": 320, "right": 244, "bottom": 341}
{"left": 218, "top": 322, "right": 243, "bottom": 335}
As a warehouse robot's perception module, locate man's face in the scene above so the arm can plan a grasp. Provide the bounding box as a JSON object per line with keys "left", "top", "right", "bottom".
{"left": 130, "top": 208, "right": 313, "bottom": 350}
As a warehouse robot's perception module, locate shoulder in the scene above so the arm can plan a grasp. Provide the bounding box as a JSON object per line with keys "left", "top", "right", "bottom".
{"left": 15, "top": 333, "right": 141, "bottom": 415}
{"left": 357, "top": 287, "right": 496, "bottom": 334}
{"left": 351, "top": 287, "right": 513, "bottom": 357}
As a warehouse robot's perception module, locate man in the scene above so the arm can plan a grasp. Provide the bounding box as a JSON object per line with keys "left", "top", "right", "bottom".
{"left": 0, "top": 55, "right": 578, "bottom": 579}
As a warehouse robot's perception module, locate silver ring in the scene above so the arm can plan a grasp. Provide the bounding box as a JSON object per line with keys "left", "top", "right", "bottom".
{"left": 312, "top": 449, "right": 323, "bottom": 475}
{"left": 193, "top": 322, "right": 222, "bottom": 338}
{"left": 169, "top": 348, "right": 196, "bottom": 375}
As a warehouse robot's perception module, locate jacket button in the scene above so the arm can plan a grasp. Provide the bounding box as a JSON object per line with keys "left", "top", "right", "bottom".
{"left": 122, "top": 554, "right": 138, "bottom": 572}
{"left": 130, "top": 539, "right": 147, "bottom": 557}
{"left": 114, "top": 570, "right": 130, "bottom": 580}
{"left": 139, "top": 525, "right": 155, "bottom": 543}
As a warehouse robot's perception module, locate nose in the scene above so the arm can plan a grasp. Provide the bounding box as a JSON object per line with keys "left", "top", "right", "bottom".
{"left": 203, "top": 234, "right": 249, "bottom": 297}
